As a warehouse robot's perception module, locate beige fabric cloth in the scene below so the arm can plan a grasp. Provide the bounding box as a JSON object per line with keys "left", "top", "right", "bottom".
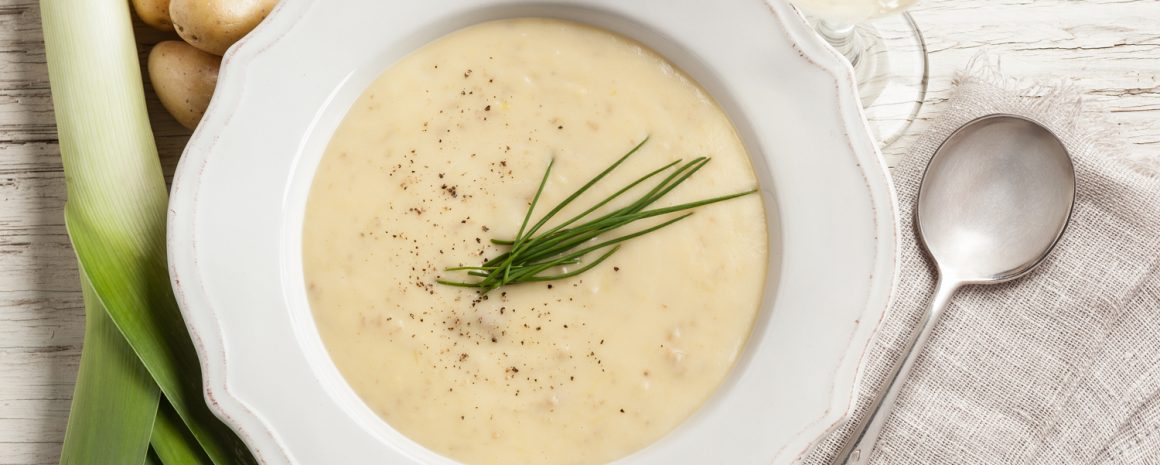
{"left": 800, "top": 63, "right": 1160, "bottom": 465}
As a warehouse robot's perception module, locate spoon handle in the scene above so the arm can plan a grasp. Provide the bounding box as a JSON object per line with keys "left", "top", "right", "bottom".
{"left": 839, "top": 277, "right": 960, "bottom": 465}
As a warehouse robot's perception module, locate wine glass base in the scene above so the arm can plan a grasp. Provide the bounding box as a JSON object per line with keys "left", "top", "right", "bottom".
{"left": 813, "top": 13, "right": 929, "bottom": 148}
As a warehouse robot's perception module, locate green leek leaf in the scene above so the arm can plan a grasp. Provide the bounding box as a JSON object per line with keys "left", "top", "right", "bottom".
{"left": 60, "top": 275, "right": 159, "bottom": 465}
{"left": 146, "top": 448, "right": 163, "bottom": 465}
{"left": 152, "top": 398, "right": 214, "bottom": 465}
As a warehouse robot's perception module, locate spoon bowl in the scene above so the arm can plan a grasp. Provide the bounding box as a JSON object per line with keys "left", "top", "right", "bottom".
{"left": 917, "top": 115, "right": 1075, "bottom": 283}
{"left": 839, "top": 114, "right": 1075, "bottom": 465}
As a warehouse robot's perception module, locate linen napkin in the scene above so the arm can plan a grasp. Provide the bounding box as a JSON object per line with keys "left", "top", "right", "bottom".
{"left": 799, "top": 60, "right": 1160, "bottom": 465}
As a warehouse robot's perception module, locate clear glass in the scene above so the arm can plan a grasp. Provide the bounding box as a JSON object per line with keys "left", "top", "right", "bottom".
{"left": 792, "top": 0, "right": 929, "bottom": 148}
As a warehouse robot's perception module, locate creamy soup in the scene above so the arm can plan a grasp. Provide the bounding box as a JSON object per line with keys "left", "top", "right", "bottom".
{"left": 303, "top": 18, "right": 767, "bottom": 465}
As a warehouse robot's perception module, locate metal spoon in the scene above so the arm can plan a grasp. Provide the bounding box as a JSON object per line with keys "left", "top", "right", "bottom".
{"left": 839, "top": 114, "right": 1075, "bottom": 465}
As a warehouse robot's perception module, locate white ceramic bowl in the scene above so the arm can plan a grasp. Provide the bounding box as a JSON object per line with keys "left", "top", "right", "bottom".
{"left": 168, "top": 0, "right": 898, "bottom": 463}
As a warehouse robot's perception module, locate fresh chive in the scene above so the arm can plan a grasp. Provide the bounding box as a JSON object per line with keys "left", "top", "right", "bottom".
{"left": 438, "top": 138, "right": 756, "bottom": 292}
{"left": 501, "top": 158, "right": 555, "bottom": 283}
{"left": 520, "top": 246, "right": 621, "bottom": 282}
{"left": 518, "top": 137, "right": 650, "bottom": 241}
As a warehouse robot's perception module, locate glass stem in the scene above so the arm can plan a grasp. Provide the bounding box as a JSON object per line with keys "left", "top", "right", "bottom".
{"left": 816, "top": 20, "right": 865, "bottom": 68}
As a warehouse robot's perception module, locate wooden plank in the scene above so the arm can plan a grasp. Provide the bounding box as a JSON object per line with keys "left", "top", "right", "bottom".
{"left": 880, "top": 0, "right": 1160, "bottom": 163}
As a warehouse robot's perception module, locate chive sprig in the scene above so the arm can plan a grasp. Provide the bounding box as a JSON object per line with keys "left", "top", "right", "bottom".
{"left": 437, "top": 137, "right": 757, "bottom": 292}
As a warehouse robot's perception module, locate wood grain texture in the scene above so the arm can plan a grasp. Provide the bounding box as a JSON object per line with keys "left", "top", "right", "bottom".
{"left": 0, "top": 0, "right": 1157, "bottom": 463}
{"left": 883, "top": 0, "right": 1160, "bottom": 164}
{"left": 1, "top": 2, "right": 188, "bottom": 464}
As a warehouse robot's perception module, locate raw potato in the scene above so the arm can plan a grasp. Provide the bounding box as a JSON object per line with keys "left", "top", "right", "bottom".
{"left": 170, "top": 0, "right": 277, "bottom": 56}
{"left": 132, "top": 0, "right": 174, "bottom": 31}
{"left": 148, "top": 41, "right": 220, "bottom": 130}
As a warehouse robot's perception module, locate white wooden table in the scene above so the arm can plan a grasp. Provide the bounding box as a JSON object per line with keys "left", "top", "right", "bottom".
{"left": 1, "top": 0, "right": 1157, "bottom": 463}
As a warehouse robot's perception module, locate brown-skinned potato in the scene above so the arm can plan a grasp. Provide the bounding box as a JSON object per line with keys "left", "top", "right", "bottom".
{"left": 148, "top": 41, "right": 221, "bottom": 130}
{"left": 170, "top": 0, "right": 277, "bottom": 56}
{"left": 132, "top": 0, "right": 174, "bottom": 31}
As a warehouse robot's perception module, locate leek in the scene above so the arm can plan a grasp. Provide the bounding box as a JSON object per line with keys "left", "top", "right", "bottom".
{"left": 41, "top": 0, "right": 254, "bottom": 463}
{"left": 60, "top": 276, "right": 159, "bottom": 464}
{"left": 152, "top": 400, "right": 214, "bottom": 465}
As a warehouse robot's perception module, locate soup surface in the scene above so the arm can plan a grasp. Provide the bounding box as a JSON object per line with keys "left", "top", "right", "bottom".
{"left": 303, "top": 18, "right": 768, "bottom": 465}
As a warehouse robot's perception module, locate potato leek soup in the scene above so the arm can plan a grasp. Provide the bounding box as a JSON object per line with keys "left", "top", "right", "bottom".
{"left": 302, "top": 18, "right": 768, "bottom": 465}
